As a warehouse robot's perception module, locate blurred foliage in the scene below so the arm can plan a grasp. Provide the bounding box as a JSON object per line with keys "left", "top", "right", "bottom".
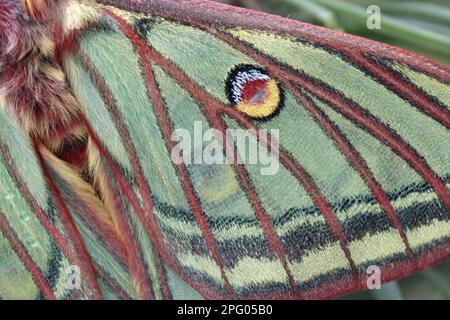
{"left": 215, "top": 0, "right": 450, "bottom": 300}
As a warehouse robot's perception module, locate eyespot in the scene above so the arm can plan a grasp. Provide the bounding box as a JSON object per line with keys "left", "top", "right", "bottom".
{"left": 226, "top": 65, "right": 284, "bottom": 119}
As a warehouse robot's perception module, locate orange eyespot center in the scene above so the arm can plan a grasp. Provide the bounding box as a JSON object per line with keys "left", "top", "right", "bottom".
{"left": 226, "top": 65, "right": 284, "bottom": 119}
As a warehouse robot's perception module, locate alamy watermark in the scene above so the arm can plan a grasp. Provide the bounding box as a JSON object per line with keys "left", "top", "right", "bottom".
{"left": 367, "top": 5, "right": 382, "bottom": 30}
{"left": 171, "top": 121, "right": 280, "bottom": 176}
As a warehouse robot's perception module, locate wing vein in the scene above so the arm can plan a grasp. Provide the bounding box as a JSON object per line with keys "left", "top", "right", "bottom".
{"left": 33, "top": 139, "right": 103, "bottom": 299}
{"left": 78, "top": 46, "right": 222, "bottom": 299}
{"left": 105, "top": 11, "right": 360, "bottom": 283}
{"left": 288, "top": 84, "right": 415, "bottom": 262}
{"left": 0, "top": 141, "right": 102, "bottom": 298}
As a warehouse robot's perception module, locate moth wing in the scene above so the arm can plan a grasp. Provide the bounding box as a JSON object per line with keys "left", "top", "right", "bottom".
{"left": 63, "top": 0, "right": 450, "bottom": 299}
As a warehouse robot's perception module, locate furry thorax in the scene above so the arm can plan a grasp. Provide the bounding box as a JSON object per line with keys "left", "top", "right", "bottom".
{"left": 0, "top": 0, "right": 100, "bottom": 155}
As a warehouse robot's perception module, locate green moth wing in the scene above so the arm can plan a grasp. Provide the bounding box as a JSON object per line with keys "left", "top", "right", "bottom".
{"left": 0, "top": 99, "right": 159, "bottom": 299}
{"left": 0, "top": 0, "right": 449, "bottom": 299}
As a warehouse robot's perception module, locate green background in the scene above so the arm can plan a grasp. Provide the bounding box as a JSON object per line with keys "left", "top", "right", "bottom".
{"left": 215, "top": 0, "right": 450, "bottom": 300}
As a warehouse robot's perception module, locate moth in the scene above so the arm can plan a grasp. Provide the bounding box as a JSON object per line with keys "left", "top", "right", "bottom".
{"left": 0, "top": 0, "right": 449, "bottom": 300}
